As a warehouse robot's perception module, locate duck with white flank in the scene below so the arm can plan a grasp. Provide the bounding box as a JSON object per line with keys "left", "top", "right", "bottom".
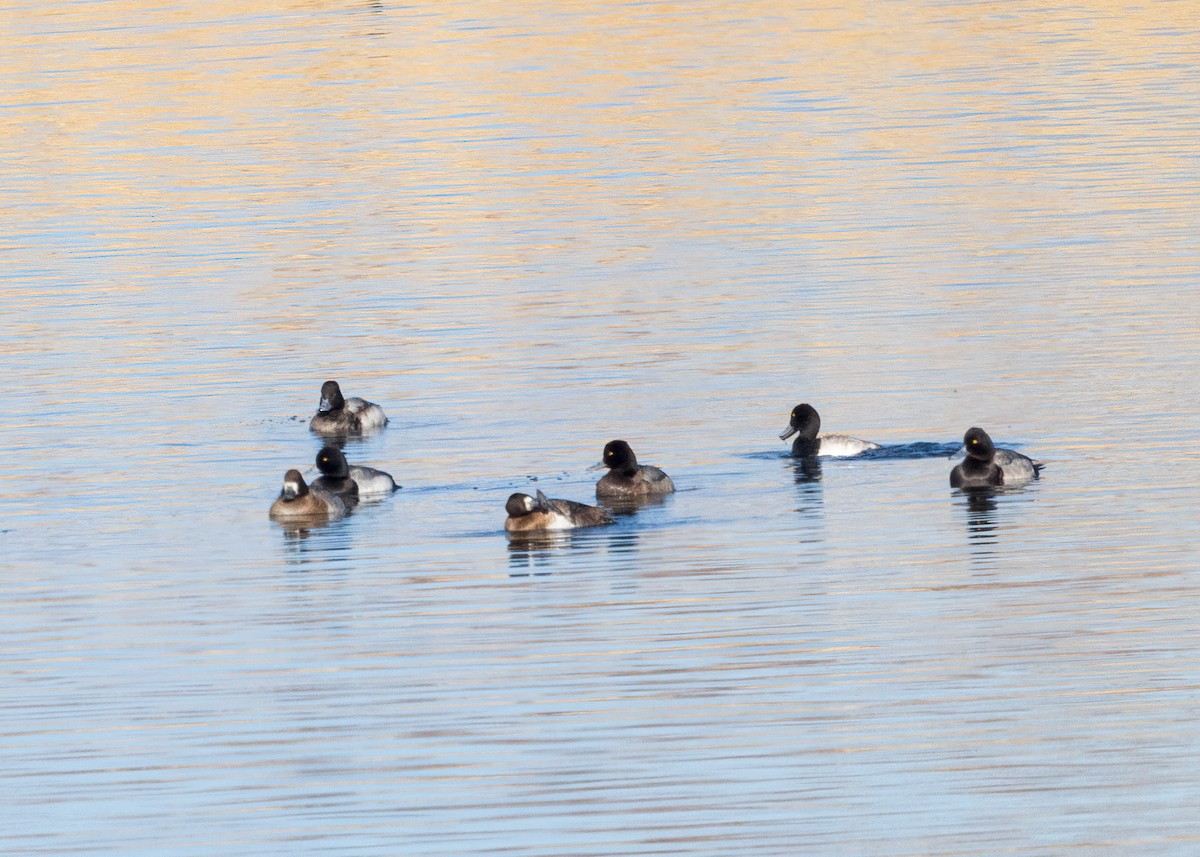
{"left": 308, "top": 380, "right": 388, "bottom": 436}
{"left": 505, "top": 490, "right": 612, "bottom": 533}
{"left": 780, "top": 403, "right": 880, "bottom": 458}
{"left": 313, "top": 445, "right": 399, "bottom": 500}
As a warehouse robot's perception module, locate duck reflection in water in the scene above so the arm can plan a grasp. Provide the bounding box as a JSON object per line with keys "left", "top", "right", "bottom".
{"left": 507, "top": 535, "right": 561, "bottom": 576}
{"left": 600, "top": 491, "right": 673, "bottom": 517}
{"left": 274, "top": 510, "right": 358, "bottom": 562}
{"left": 277, "top": 520, "right": 334, "bottom": 543}
{"left": 959, "top": 488, "right": 1001, "bottom": 547}
{"left": 784, "top": 457, "right": 825, "bottom": 550}
{"left": 278, "top": 523, "right": 357, "bottom": 561}
{"left": 507, "top": 526, "right": 640, "bottom": 577}
{"left": 792, "top": 455, "right": 824, "bottom": 506}
{"left": 791, "top": 455, "right": 823, "bottom": 484}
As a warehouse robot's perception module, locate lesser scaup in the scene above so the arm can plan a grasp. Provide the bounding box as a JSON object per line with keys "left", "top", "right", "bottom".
{"left": 269, "top": 469, "right": 346, "bottom": 522}
{"left": 313, "top": 445, "right": 399, "bottom": 498}
{"left": 505, "top": 490, "right": 612, "bottom": 533}
{"left": 308, "top": 380, "right": 388, "bottom": 436}
{"left": 780, "top": 403, "right": 880, "bottom": 458}
{"left": 950, "top": 427, "right": 1044, "bottom": 488}
{"left": 589, "top": 440, "right": 675, "bottom": 499}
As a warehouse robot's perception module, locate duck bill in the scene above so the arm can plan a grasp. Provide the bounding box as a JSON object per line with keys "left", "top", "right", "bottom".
{"left": 585, "top": 461, "right": 606, "bottom": 472}
{"left": 779, "top": 425, "right": 798, "bottom": 441}
{"left": 318, "top": 397, "right": 335, "bottom": 413}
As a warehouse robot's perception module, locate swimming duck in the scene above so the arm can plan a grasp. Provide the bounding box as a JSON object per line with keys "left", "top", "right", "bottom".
{"left": 269, "top": 469, "right": 346, "bottom": 522}
{"left": 779, "top": 403, "right": 880, "bottom": 458}
{"left": 950, "top": 427, "right": 1044, "bottom": 488}
{"left": 505, "top": 490, "right": 612, "bottom": 533}
{"left": 308, "top": 380, "right": 388, "bottom": 436}
{"left": 589, "top": 440, "right": 675, "bottom": 499}
{"left": 313, "top": 446, "right": 399, "bottom": 498}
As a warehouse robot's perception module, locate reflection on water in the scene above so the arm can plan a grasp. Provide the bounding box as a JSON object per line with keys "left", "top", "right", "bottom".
{"left": 789, "top": 460, "right": 825, "bottom": 557}
{"left": 507, "top": 527, "right": 642, "bottom": 576}
{"left": 600, "top": 492, "right": 672, "bottom": 517}
{"left": 957, "top": 487, "right": 1002, "bottom": 554}
{"left": 4, "top": 0, "right": 1200, "bottom": 854}
{"left": 507, "top": 534, "right": 568, "bottom": 576}
{"left": 276, "top": 517, "right": 357, "bottom": 563}
{"left": 275, "top": 518, "right": 336, "bottom": 541}
{"left": 791, "top": 455, "right": 823, "bottom": 484}
{"left": 954, "top": 483, "right": 1044, "bottom": 569}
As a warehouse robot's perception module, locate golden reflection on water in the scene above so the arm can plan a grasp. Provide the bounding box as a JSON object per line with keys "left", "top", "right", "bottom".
{"left": 5, "top": 2, "right": 1195, "bottom": 252}
{"left": 5, "top": 0, "right": 1195, "bottom": 422}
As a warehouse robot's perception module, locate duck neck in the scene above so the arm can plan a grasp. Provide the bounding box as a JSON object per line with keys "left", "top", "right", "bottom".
{"left": 791, "top": 437, "right": 819, "bottom": 458}
{"left": 961, "top": 455, "right": 996, "bottom": 478}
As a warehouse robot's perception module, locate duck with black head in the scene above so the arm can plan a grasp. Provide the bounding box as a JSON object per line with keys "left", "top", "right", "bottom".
{"left": 308, "top": 380, "right": 388, "bottom": 437}
{"left": 505, "top": 490, "right": 612, "bottom": 533}
{"left": 779, "top": 403, "right": 880, "bottom": 458}
{"left": 313, "top": 445, "right": 399, "bottom": 499}
{"left": 950, "top": 427, "right": 1044, "bottom": 488}
{"left": 588, "top": 440, "right": 675, "bottom": 499}
{"left": 269, "top": 469, "right": 346, "bottom": 522}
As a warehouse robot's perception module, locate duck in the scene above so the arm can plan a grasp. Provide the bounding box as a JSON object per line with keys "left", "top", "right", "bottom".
{"left": 950, "top": 427, "right": 1044, "bottom": 488}
{"left": 505, "top": 490, "right": 612, "bottom": 533}
{"left": 779, "top": 403, "right": 880, "bottom": 458}
{"left": 308, "top": 380, "right": 388, "bottom": 436}
{"left": 310, "top": 447, "right": 358, "bottom": 503}
{"left": 269, "top": 469, "right": 346, "bottom": 522}
{"left": 313, "top": 445, "right": 399, "bottom": 499}
{"left": 589, "top": 440, "right": 675, "bottom": 499}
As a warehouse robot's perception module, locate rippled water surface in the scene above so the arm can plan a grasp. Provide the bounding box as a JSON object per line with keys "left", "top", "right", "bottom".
{"left": 3, "top": 1, "right": 1200, "bottom": 854}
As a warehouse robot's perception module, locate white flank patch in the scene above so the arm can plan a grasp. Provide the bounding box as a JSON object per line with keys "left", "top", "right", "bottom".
{"left": 544, "top": 513, "right": 576, "bottom": 531}
{"left": 352, "top": 469, "right": 394, "bottom": 496}
{"left": 817, "top": 434, "right": 880, "bottom": 457}
{"left": 359, "top": 408, "right": 387, "bottom": 431}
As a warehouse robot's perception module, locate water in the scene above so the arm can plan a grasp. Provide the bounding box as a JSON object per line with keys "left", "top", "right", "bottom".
{"left": 3, "top": 1, "right": 1200, "bottom": 854}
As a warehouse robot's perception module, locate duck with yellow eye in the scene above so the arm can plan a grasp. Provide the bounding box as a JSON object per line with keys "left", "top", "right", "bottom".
{"left": 779, "top": 403, "right": 880, "bottom": 458}
{"left": 505, "top": 490, "right": 612, "bottom": 533}
{"left": 950, "top": 427, "right": 1044, "bottom": 488}
{"left": 312, "top": 445, "right": 399, "bottom": 501}
{"left": 588, "top": 439, "right": 675, "bottom": 499}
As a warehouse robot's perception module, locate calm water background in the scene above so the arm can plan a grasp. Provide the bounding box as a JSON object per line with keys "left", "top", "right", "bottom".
{"left": 3, "top": 1, "right": 1200, "bottom": 854}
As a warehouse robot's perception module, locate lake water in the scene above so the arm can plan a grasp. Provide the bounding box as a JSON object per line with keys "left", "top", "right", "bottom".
{"left": 3, "top": 1, "right": 1200, "bottom": 854}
